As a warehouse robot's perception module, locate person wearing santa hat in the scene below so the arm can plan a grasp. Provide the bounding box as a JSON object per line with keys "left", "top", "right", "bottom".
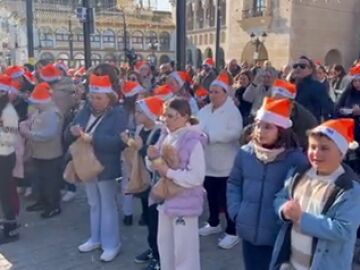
{"left": 197, "top": 70, "right": 243, "bottom": 249}
{"left": 194, "top": 85, "right": 209, "bottom": 109}
{"left": 153, "top": 84, "right": 174, "bottom": 102}
{"left": 196, "top": 58, "right": 217, "bottom": 91}
{"left": 270, "top": 118, "right": 360, "bottom": 270}
{"left": 64, "top": 72, "right": 127, "bottom": 262}
{"left": 167, "top": 70, "right": 199, "bottom": 115}
{"left": 334, "top": 64, "right": 360, "bottom": 174}
{"left": 19, "top": 82, "right": 64, "bottom": 219}
{"left": 5, "top": 65, "right": 34, "bottom": 121}
{"left": 134, "top": 60, "right": 154, "bottom": 92}
{"left": 0, "top": 74, "right": 20, "bottom": 244}
{"left": 120, "top": 96, "right": 163, "bottom": 270}
{"left": 227, "top": 97, "right": 308, "bottom": 270}
{"left": 271, "top": 79, "right": 317, "bottom": 150}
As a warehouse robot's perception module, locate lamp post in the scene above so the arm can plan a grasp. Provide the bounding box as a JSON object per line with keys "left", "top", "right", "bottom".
{"left": 250, "top": 32, "right": 267, "bottom": 62}
{"left": 68, "top": 19, "right": 74, "bottom": 67}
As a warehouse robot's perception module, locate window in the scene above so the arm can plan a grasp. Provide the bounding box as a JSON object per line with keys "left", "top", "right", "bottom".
{"left": 91, "top": 31, "right": 101, "bottom": 49}
{"left": 159, "top": 32, "right": 170, "bottom": 51}
{"left": 199, "top": 34, "right": 203, "bottom": 45}
{"left": 102, "top": 30, "right": 115, "bottom": 49}
{"left": 117, "top": 31, "right": 130, "bottom": 50}
{"left": 187, "top": 4, "right": 194, "bottom": 31}
{"left": 146, "top": 31, "right": 158, "bottom": 50}
{"left": 197, "top": 2, "right": 204, "bottom": 29}
{"left": 253, "top": 0, "right": 266, "bottom": 16}
{"left": 55, "top": 28, "right": 69, "bottom": 42}
{"left": 204, "top": 34, "right": 208, "bottom": 45}
{"left": 206, "top": 0, "right": 215, "bottom": 27}
{"left": 39, "top": 28, "right": 54, "bottom": 48}
{"left": 132, "top": 31, "right": 144, "bottom": 50}
{"left": 220, "top": 0, "right": 226, "bottom": 26}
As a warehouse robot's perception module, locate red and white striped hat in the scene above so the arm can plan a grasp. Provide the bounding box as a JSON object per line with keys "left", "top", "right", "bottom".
{"left": 122, "top": 81, "right": 145, "bottom": 97}
{"left": 168, "top": 71, "right": 192, "bottom": 88}
{"left": 350, "top": 65, "right": 360, "bottom": 79}
{"left": 39, "top": 64, "right": 61, "bottom": 83}
{"left": 256, "top": 97, "right": 292, "bottom": 129}
{"left": 89, "top": 74, "right": 114, "bottom": 94}
{"left": 195, "top": 86, "right": 208, "bottom": 100}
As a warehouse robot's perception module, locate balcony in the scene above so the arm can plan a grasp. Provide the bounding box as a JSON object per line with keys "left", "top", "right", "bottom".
{"left": 238, "top": 1, "right": 272, "bottom": 30}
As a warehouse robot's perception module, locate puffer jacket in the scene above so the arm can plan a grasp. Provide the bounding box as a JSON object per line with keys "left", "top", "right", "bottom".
{"left": 227, "top": 142, "right": 308, "bottom": 246}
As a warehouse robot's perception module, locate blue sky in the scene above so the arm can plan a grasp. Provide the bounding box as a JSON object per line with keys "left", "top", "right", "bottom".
{"left": 157, "top": 0, "right": 170, "bottom": 10}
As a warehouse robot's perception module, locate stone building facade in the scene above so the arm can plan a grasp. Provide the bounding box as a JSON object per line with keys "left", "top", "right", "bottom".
{"left": 0, "top": 0, "right": 175, "bottom": 67}
{"left": 173, "top": 0, "right": 360, "bottom": 69}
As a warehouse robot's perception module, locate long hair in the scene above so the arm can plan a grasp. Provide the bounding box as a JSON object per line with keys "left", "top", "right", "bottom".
{"left": 251, "top": 125, "right": 300, "bottom": 149}
{"left": 167, "top": 98, "right": 198, "bottom": 125}
{"left": 0, "top": 94, "right": 9, "bottom": 117}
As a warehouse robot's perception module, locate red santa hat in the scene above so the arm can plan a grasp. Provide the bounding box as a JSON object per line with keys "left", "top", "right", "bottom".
{"left": 23, "top": 71, "right": 36, "bottom": 85}
{"left": 0, "top": 74, "right": 12, "bottom": 92}
{"left": 203, "top": 58, "right": 215, "bottom": 67}
{"left": 271, "top": 79, "right": 297, "bottom": 99}
{"left": 136, "top": 96, "right": 164, "bottom": 121}
{"left": 311, "top": 118, "right": 358, "bottom": 156}
{"left": 195, "top": 86, "right": 208, "bottom": 101}
{"left": 5, "top": 65, "right": 25, "bottom": 80}
{"left": 122, "top": 81, "right": 145, "bottom": 97}
{"left": 29, "top": 82, "right": 52, "bottom": 103}
{"left": 168, "top": 71, "right": 193, "bottom": 88}
{"left": 88, "top": 74, "right": 114, "bottom": 94}
{"left": 256, "top": 97, "right": 292, "bottom": 129}
{"left": 153, "top": 84, "right": 174, "bottom": 101}
{"left": 350, "top": 65, "right": 360, "bottom": 79}
{"left": 210, "top": 70, "right": 230, "bottom": 92}
{"left": 74, "top": 66, "right": 86, "bottom": 77}
{"left": 39, "top": 64, "right": 61, "bottom": 83}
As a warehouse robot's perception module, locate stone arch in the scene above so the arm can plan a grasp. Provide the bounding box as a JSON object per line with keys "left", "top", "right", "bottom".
{"left": 195, "top": 48, "right": 203, "bottom": 68}
{"left": 204, "top": 47, "right": 213, "bottom": 58}
{"left": 186, "top": 49, "right": 193, "bottom": 65}
{"left": 39, "top": 52, "right": 55, "bottom": 62}
{"left": 74, "top": 53, "right": 85, "bottom": 68}
{"left": 241, "top": 41, "right": 269, "bottom": 64}
{"left": 92, "top": 53, "right": 102, "bottom": 66}
{"left": 325, "top": 49, "right": 342, "bottom": 66}
{"left": 159, "top": 32, "right": 171, "bottom": 51}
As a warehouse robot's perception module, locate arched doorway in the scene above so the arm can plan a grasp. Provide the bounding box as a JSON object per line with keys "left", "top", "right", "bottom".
{"left": 195, "top": 49, "right": 203, "bottom": 68}
{"left": 204, "top": 47, "right": 213, "bottom": 59}
{"left": 57, "top": 53, "right": 69, "bottom": 66}
{"left": 40, "top": 52, "right": 55, "bottom": 62}
{"left": 325, "top": 49, "right": 342, "bottom": 66}
{"left": 186, "top": 49, "right": 193, "bottom": 65}
{"left": 241, "top": 41, "right": 269, "bottom": 64}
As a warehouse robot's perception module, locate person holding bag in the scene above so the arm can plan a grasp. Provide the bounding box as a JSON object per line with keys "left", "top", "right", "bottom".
{"left": 120, "top": 96, "right": 163, "bottom": 270}
{"left": 20, "top": 82, "right": 64, "bottom": 219}
{"left": 147, "top": 98, "right": 206, "bottom": 270}
{"left": 64, "top": 72, "right": 127, "bottom": 262}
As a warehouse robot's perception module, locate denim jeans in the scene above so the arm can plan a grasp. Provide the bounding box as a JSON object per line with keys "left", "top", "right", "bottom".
{"left": 242, "top": 240, "right": 273, "bottom": 270}
{"left": 85, "top": 179, "right": 120, "bottom": 250}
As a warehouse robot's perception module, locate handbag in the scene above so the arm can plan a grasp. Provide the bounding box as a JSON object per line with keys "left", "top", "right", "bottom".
{"left": 68, "top": 114, "right": 104, "bottom": 182}
{"left": 63, "top": 160, "right": 80, "bottom": 184}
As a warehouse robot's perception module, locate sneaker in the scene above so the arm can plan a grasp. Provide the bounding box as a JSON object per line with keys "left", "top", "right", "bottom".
{"left": 26, "top": 202, "right": 45, "bottom": 212}
{"left": 78, "top": 240, "right": 101, "bottom": 253}
{"left": 134, "top": 249, "right": 153, "bottom": 264}
{"left": 0, "top": 223, "right": 20, "bottom": 245}
{"left": 199, "top": 223, "right": 222, "bottom": 236}
{"left": 62, "top": 191, "right": 76, "bottom": 202}
{"left": 144, "top": 259, "right": 161, "bottom": 270}
{"left": 100, "top": 244, "right": 121, "bottom": 262}
{"left": 217, "top": 234, "right": 240, "bottom": 249}
{"left": 40, "top": 208, "right": 61, "bottom": 219}
{"left": 24, "top": 187, "right": 32, "bottom": 198}
{"left": 123, "top": 215, "right": 133, "bottom": 226}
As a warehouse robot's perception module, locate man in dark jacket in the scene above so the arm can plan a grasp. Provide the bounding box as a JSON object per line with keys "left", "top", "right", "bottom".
{"left": 293, "top": 56, "right": 333, "bottom": 121}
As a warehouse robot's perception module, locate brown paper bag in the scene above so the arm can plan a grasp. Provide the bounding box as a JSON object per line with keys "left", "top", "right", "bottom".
{"left": 63, "top": 161, "right": 80, "bottom": 184}
{"left": 127, "top": 151, "right": 151, "bottom": 194}
{"left": 69, "top": 138, "right": 104, "bottom": 182}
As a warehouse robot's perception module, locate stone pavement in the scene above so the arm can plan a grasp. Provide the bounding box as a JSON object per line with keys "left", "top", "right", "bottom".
{"left": 1, "top": 187, "right": 360, "bottom": 270}
{"left": 0, "top": 187, "right": 244, "bottom": 270}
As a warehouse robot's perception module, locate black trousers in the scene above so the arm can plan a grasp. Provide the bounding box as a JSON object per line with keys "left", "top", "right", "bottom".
{"left": 204, "top": 176, "right": 236, "bottom": 235}
{"left": 242, "top": 240, "right": 273, "bottom": 270}
{"left": 0, "top": 153, "right": 16, "bottom": 221}
{"left": 32, "top": 157, "right": 62, "bottom": 210}
{"left": 147, "top": 204, "right": 159, "bottom": 261}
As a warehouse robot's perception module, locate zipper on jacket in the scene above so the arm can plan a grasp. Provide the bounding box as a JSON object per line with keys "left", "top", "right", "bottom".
{"left": 254, "top": 164, "right": 268, "bottom": 243}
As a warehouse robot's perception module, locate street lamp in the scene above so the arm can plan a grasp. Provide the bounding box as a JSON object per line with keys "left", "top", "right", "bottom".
{"left": 250, "top": 32, "right": 267, "bottom": 61}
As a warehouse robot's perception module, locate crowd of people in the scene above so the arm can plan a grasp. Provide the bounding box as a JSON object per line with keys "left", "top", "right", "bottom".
{"left": 0, "top": 55, "right": 360, "bottom": 270}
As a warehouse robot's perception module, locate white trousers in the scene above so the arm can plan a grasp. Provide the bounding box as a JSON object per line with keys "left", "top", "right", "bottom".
{"left": 121, "top": 177, "right": 133, "bottom": 216}
{"left": 158, "top": 210, "right": 201, "bottom": 270}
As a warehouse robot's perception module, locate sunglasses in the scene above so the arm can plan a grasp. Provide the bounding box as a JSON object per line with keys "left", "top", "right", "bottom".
{"left": 293, "top": 63, "right": 309, "bottom": 69}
